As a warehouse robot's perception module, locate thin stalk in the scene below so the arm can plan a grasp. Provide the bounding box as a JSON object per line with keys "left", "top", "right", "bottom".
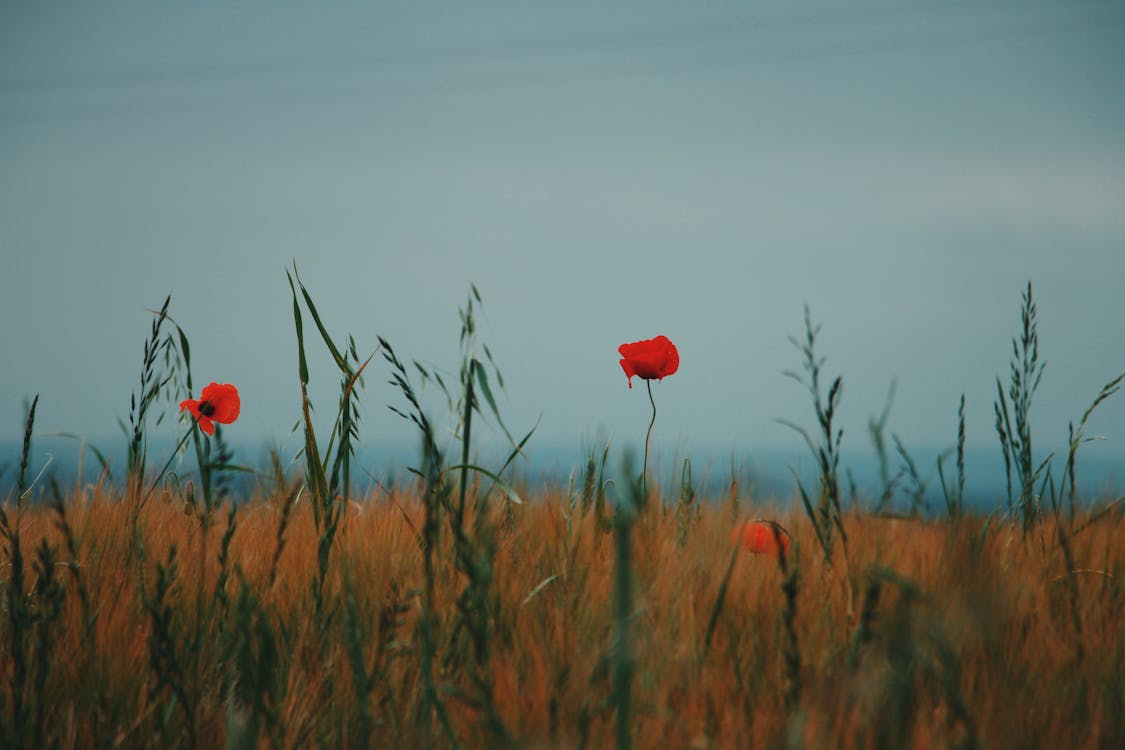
{"left": 458, "top": 361, "right": 474, "bottom": 524}
{"left": 140, "top": 420, "right": 198, "bottom": 509}
{"left": 643, "top": 380, "right": 657, "bottom": 503}
{"left": 700, "top": 547, "right": 739, "bottom": 664}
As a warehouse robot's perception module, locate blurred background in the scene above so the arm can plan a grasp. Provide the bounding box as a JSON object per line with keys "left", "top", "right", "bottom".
{"left": 2, "top": 1, "right": 1123, "bottom": 501}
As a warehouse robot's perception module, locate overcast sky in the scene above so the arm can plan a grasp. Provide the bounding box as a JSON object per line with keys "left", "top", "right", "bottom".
{"left": 2, "top": 1, "right": 1123, "bottom": 481}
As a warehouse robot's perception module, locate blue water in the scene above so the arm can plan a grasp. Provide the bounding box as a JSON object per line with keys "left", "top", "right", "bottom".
{"left": 2, "top": 434, "right": 1119, "bottom": 515}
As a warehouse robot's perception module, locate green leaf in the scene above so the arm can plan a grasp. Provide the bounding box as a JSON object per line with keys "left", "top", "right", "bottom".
{"left": 287, "top": 271, "right": 309, "bottom": 385}
{"left": 207, "top": 463, "right": 256, "bottom": 474}
{"left": 494, "top": 413, "right": 540, "bottom": 477}
{"left": 290, "top": 263, "right": 350, "bottom": 373}
{"left": 287, "top": 269, "right": 327, "bottom": 515}
{"left": 442, "top": 464, "right": 523, "bottom": 505}
{"left": 472, "top": 359, "right": 517, "bottom": 447}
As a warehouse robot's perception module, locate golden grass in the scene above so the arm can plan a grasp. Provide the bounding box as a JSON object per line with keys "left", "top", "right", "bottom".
{"left": 3, "top": 482, "right": 1123, "bottom": 749}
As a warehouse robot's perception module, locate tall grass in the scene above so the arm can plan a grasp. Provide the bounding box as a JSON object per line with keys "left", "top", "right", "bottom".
{"left": 1, "top": 396, "right": 37, "bottom": 748}
{"left": 994, "top": 281, "right": 1047, "bottom": 530}
{"left": 779, "top": 305, "right": 848, "bottom": 567}
{"left": 2, "top": 277, "right": 1124, "bottom": 749}
{"left": 7, "top": 476, "right": 1125, "bottom": 747}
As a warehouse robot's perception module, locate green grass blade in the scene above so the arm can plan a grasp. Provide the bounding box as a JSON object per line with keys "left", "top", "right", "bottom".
{"left": 292, "top": 264, "right": 349, "bottom": 371}
{"left": 443, "top": 464, "right": 524, "bottom": 505}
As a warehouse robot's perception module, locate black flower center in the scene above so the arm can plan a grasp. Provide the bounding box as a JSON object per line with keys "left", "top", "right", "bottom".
{"left": 198, "top": 401, "right": 216, "bottom": 417}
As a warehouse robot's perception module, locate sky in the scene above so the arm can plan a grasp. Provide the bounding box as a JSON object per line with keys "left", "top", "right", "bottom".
{"left": 2, "top": 1, "right": 1124, "bottom": 492}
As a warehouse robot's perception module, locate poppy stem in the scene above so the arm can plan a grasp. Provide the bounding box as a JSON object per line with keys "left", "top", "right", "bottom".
{"left": 140, "top": 416, "right": 201, "bottom": 508}
{"left": 643, "top": 380, "right": 657, "bottom": 503}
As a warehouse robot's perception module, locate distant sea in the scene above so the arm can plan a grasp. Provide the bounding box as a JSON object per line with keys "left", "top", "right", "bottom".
{"left": 1, "top": 436, "right": 1120, "bottom": 515}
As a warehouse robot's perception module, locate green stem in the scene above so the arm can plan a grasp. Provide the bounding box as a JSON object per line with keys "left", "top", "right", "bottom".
{"left": 140, "top": 417, "right": 201, "bottom": 508}
{"left": 642, "top": 380, "right": 657, "bottom": 503}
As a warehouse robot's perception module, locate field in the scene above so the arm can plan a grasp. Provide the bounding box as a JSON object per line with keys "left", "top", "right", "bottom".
{"left": 2, "top": 276, "right": 1123, "bottom": 749}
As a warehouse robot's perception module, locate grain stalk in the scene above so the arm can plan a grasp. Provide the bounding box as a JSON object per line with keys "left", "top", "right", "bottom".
{"left": 937, "top": 394, "right": 967, "bottom": 521}
{"left": 29, "top": 538, "right": 66, "bottom": 750}
{"left": 390, "top": 287, "right": 529, "bottom": 747}
{"left": 1059, "top": 372, "right": 1125, "bottom": 523}
{"left": 380, "top": 337, "right": 460, "bottom": 749}
{"left": 266, "top": 482, "right": 301, "bottom": 591}
{"left": 779, "top": 306, "right": 854, "bottom": 620}
{"left": 775, "top": 525, "right": 802, "bottom": 714}
{"left": 676, "top": 457, "right": 696, "bottom": 548}
{"left": 1046, "top": 372, "right": 1124, "bottom": 664}
{"left": 0, "top": 395, "right": 37, "bottom": 749}
{"left": 892, "top": 434, "right": 947, "bottom": 517}
{"left": 126, "top": 295, "right": 175, "bottom": 500}
{"left": 868, "top": 380, "right": 899, "bottom": 513}
{"left": 286, "top": 265, "right": 374, "bottom": 626}
{"left": 779, "top": 305, "right": 847, "bottom": 564}
{"left": 994, "top": 281, "right": 1047, "bottom": 530}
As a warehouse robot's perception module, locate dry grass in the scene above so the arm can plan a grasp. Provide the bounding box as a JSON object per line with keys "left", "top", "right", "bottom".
{"left": 3, "top": 480, "right": 1122, "bottom": 749}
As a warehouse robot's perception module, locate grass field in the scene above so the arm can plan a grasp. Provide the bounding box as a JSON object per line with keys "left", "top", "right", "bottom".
{"left": 3, "top": 480, "right": 1123, "bottom": 749}
{"left": 2, "top": 274, "right": 1122, "bottom": 748}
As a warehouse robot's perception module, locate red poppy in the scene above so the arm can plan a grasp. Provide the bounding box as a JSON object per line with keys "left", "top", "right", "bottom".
{"left": 618, "top": 335, "right": 679, "bottom": 388}
{"left": 179, "top": 382, "right": 240, "bottom": 436}
{"left": 731, "top": 520, "right": 790, "bottom": 557}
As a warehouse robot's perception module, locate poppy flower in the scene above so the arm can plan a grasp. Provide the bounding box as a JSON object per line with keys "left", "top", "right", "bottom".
{"left": 731, "top": 520, "right": 790, "bottom": 557}
{"left": 179, "top": 382, "right": 240, "bottom": 436}
{"left": 618, "top": 335, "right": 679, "bottom": 388}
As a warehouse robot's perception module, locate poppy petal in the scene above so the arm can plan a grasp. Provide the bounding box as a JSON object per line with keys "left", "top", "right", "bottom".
{"left": 660, "top": 338, "right": 680, "bottom": 378}
{"left": 180, "top": 399, "right": 202, "bottom": 419}
{"left": 181, "top": 384, "right": 240, "bottom": 435}
{"left": 619, "top": 358, "right": 637, "bottom": 388}
{"left": 199, "top": 383, "right": 241, "bottom": 424}
{"left": 618, "top": 335, "right": 679, "bottom": 385}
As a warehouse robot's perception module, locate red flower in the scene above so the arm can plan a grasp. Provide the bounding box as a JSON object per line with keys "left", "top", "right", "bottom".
{"left": 179, "top": 382, "right": 240, "bottom": 436}
{"left": 618, "top": 335, "right": 679, "bottom": 388}
{"left": 731, "top": 520, "right": 790, "bottom": 557}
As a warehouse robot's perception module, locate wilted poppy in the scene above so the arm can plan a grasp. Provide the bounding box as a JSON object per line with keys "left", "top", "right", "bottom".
{"left": 618, "top": 335, "right": 679, "bottom": 388}
{"left": 179, "top": 382, "right": 240, "bottom": 436}
{"left": 731, "top": 520, "right": 790, "bottom": 557}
